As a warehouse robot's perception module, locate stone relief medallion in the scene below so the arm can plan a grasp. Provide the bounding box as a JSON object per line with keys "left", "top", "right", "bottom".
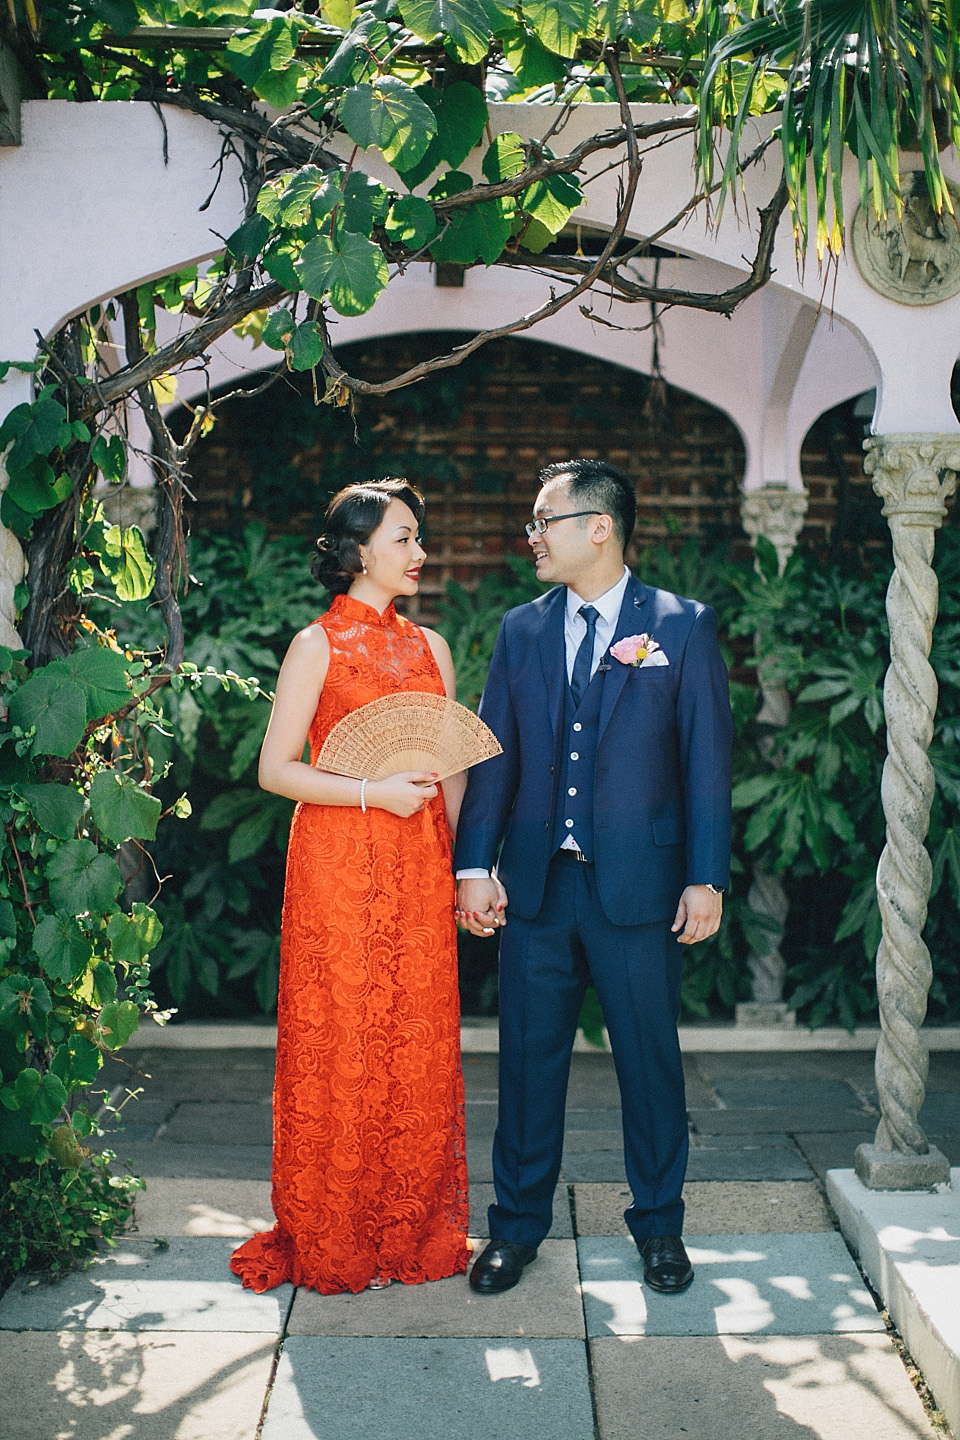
{"left": 851, "top": 172, "right": 960, "bottom": 305}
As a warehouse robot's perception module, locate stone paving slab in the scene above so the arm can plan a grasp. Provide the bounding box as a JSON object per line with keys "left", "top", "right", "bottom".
{"left": 90, "top": 1122, "right": 162, "bottom": 1147}
{"left": 918, "top": 1092, "right": 960, "bottom": 1130}
{"left": 469, "top": 1183, "right": 573, "bottom": 1238}
{"left": 691, "top": 1053, "right": 881, "bottom": 1084}
{"left": 577, "top": 1233, "right": 884, "bottom": 1337}
{"left": 0, "top": 1329, "right": 277, "bottom": 1440}
{"left": 573, "top": 1182, "right": 834, "bottom": 1237}
{"left": 133, "top": 1178, "right": 275, "bottom": 1238}
{"left": 794, "top": 1132, "right": 887, "bottom": 1182}
{"left": 0, "top": 1239, "right": 292, "bottom": 1333}
{"left": 261, "top": 1337, "right": 595, "bottom": 1440}
{"left": 711, "top": 1079, "right": 863, "bottom": 1109}
{"left": 559, "top": 1151, "right": 628, "bottom": 1183}
{"left": 589, "top": 1333, "right": 939, "bottom": 1440}
{"left": 95, "top": 1142, "right": 274, "bottom": 1179}
{"left": 162, "top": 1102, "right": 274, "bottom": 1147}
{"left": 689, "top": 1107, "right": 877, "bottom": 1135}
{"left": 287, "top": 1240, "right": 584, "bottom": 1339}
{"left": 565, "top": 1107, "right": 623, "bottom": 1130}
{"left": 685, "top": 1147, "right": 813, "bottom": 1182}
{"left": 689, "top": 1131, "right": 800, "bottom": 1149}
{"left": 564, "top": 1127, "right": 622, "bottom": 1153}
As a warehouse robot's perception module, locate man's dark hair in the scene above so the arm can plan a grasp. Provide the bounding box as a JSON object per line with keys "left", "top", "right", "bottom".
{"left": 538, "top": 459, "right": 637, "bottom": 549}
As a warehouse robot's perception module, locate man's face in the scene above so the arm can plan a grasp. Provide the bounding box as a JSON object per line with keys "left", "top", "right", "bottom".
{"left": 527, "top": 476, "right": 596, "bottom": 585}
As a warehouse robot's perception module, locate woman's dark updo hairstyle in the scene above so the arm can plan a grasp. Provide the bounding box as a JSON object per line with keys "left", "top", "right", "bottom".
{"left": 311, "top": 478, "right": 425, "bottom": 595}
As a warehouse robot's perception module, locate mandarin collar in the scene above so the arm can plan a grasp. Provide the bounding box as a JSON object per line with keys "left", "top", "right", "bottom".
{"left": 333, "top": 592, "right": 402, "bottom": 629}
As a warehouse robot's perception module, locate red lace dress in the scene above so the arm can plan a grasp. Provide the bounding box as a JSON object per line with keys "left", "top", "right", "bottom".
{"left": 229, "top": 593, "right": 469, "bottom": 1294}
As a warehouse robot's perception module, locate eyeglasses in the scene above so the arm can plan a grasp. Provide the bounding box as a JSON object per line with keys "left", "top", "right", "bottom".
{"left": 525, "top": 511, "right": 601, "bottom": 537}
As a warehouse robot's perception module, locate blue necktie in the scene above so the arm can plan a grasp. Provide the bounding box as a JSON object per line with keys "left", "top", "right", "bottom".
{"left": 570, "top": 605, "right": 599, "bottom": 708}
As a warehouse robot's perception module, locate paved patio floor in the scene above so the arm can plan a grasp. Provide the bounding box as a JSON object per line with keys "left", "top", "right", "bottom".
{"left": 1, "top": 1046, "right": 957, "bottom": 1439}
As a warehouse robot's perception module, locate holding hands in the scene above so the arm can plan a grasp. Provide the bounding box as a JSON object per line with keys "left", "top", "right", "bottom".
{"left": 456, "top": 875, "right": 508, "bottom": 936}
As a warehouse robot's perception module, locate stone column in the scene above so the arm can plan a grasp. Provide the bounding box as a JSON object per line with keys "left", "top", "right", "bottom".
{"left": 0, "top": 452, "right": 25, "bottom": 651}
{"left": 736, "top": 485, "right": 808, "bottom": 1026}
{"left": 855, "top": 434, "right": 958, "bottom": 1190}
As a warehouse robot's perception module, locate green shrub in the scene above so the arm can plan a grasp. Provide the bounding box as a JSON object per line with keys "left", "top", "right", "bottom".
{"left": 118, "top": 521, "right": 960, "bottom": 1031}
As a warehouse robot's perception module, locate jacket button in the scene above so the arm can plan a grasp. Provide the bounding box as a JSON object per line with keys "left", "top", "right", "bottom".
{"left": 548, "top": 764, "right": 555, "bottom": 774}
{"left": 573, "top": 722, "right": 582, "bottom": 732}
{"left": 570, "top": 752, "right": 579, "bottom": 761}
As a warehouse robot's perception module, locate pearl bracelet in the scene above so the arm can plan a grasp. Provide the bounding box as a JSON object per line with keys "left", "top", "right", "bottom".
{"left": 360, "top": 778, "right": 368, "bottom": 814}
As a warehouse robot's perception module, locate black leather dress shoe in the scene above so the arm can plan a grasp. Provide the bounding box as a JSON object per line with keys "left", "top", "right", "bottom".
{"left": 638, "top": 1235, "right": 694, "bottom": 1293}
{"left": 469, "top": 1240, "right": 539, "bottom": 1294}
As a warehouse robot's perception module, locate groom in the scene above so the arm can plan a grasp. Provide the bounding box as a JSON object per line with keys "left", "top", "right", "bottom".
{"left": 455, "top": 459, "right": 732, "bottom": 1295}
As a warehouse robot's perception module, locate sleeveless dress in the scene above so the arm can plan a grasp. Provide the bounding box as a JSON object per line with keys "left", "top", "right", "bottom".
{"left": 229, "top": 593, "right": 470, "bottom": 1294}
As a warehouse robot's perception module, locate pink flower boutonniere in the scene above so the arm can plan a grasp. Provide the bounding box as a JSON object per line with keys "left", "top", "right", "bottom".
{"left": 610, "top": 633, "right": 670, "bottom": 668}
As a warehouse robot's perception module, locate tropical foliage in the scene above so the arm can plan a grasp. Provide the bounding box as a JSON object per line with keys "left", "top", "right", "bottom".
{"left": 0, "top": 0, "right": 957, "bottom": 1281}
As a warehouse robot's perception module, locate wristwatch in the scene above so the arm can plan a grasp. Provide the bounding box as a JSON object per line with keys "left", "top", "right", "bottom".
{"left": 704, "top": 884, "right": 725, "bottom": 895}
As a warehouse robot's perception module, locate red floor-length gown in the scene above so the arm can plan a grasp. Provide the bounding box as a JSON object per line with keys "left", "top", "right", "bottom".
{"left": 229, "top": 593, "right": 470, "bottom": 1294}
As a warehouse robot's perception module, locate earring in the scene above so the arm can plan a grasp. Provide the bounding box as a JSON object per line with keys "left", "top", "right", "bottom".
{"left": 360, "top": 561, "right": 368, "bottom": 574}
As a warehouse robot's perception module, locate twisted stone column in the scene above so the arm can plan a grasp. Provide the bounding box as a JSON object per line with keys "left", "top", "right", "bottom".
{"left": 0, "top": 450, "right": 25, "bottom": 653}
{"left": 856, "top": 435, "right": 958, "bottom": 1190}
{"left": 737, "top": 485, "right": 808, "bottom": 1026}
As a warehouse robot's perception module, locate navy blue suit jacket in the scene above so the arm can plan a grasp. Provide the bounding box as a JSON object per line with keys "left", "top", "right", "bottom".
{"left": 456, "top": 573, "right": 733, "bottom": 927}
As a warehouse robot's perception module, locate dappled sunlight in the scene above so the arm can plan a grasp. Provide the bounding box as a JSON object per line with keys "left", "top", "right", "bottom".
{"left": 877, "top": 1224, "right": 960, "bottom": 1257}
{"left": 722, "top": 1333, "right": 934, "bottom": 1439}
{"left": 0, "top": 1331, "right": 276, "bottom": 1440}
{"left": 182, "top": 1204, "right": 273, "bottom": 1238}
{"left": 484, "top": 1345, "right": 541, "bottom": 1388}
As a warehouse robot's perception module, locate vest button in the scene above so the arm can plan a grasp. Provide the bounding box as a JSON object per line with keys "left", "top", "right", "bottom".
{"left": 565, "top": 819, "right": 574, "bottom": 828}
{"left": 573, "top": 722, "right": 582, "bottom": 732}
{"left": 570, "top": 752, "right": 579, "bottom": 761}
{"left": 568, "top": 787, "right": 577, "bottom": 796}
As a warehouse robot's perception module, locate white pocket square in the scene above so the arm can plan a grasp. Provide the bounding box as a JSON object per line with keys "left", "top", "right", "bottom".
{"left": 639, "top": 650, "right": 669, "bottom": 667}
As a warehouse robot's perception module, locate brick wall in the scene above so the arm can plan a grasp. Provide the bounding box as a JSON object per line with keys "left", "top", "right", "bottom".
{"left": 180, "top": 331, "right": 953, "bottom": 614}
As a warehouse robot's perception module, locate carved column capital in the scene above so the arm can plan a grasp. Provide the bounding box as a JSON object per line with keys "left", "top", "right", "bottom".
{"left": 740, "top": 485, "right": 809, "bottom": 576}
{"left": 864, "top": 434, "right": 960, "bottom": 525}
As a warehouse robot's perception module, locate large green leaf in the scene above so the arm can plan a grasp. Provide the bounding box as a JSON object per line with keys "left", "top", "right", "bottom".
{"left": 482, "top": 132, "right": 526, "bottom": 182}
{"left": 47, "top": 840, "right": 123, "bottom": 916}
{"left": 398, "top": 0, "right": 493, "bottom": 62}
{"left": 522, "top": 0, "right": 591, "bottom": 56}
{"left": 226, "top": 213, "right": 272, "bottom": 261}
{"left": 107, "top": 904, "right": 163, "bottom": 968}
{"left": 97, "top": 999, "right": 139, "bottom": 1051}
{"left": 6, "top": 456, "right": 71, "bottom": 517}
{"left": 49, "top": 646, "right": 130, "bottom": 722}
{"left": 500, "top": 26, "right": 565, "bottom": 86}
{"left": 0, "top": 974, "right": 52, "bottom": 1035}
{"left": 32, "top": 913, "right": 94, "bottom": 986}
{"left": 224, "top": 16, "right": 302, "bottom": 104}
{"left": 89, "top": 771, "right": 162, "bottom": 844}
{"left": 95, "top": 523, "right": 155, "bottom": 602}
{"left": 261, "top": 309, "right": 296, "bottom": 351}
{"left": 339, "top": 77, "right": 438, "bottom": 170}
{"left": 521, "top": 172, "right": 582, "bottom": 234}
{"left": 0, "top": 394, "right": 66, "bottom": 472}
{"left": 51, "top": 1032, "right": 102, "bottom": 1087}
{"left": 341, "top": 173, "right": 391, "bottom": 236}
{"left": 430, "top": 173, "right": 514, "bottom": 264}
{"left": 18, "top": 783, "right": 85, "bottom": 840}
{"left": 385, "top": 195, "right": 438, "bottom": 247}
{"left": 9, "top": 672, "right": 87, "bottom": 757}
{"left": 435, "top": 82, "right": 489, "bottom": 168}
{"left": 288, "top": 321, "right": 325, "bottom": 372}
{"left": 295, "top": 231, "right": 389, "bottom": 315}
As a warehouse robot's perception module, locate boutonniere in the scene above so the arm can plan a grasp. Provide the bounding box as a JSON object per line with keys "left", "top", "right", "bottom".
{"left": 610, "top": 634, "right": 669, "bottom": 668}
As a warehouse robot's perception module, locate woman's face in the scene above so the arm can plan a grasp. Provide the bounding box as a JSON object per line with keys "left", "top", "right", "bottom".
{"left": 356, "top": 498, "right": 426, "bottom": 600}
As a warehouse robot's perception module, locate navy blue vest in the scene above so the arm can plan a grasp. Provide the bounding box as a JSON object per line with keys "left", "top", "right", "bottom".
{"left": 551, "top": 666, "right": 604, "bottom": 861}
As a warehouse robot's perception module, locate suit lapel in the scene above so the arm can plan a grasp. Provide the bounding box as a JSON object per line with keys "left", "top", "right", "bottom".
{"left": 598, "top": 575, "right": 650, "bottom": 742}
{"left": 537, "top": 587, "right": 568, "bottom": 754}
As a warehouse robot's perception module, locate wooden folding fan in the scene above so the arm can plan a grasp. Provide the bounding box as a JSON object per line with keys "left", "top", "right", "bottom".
{"left": 315, "top": 691, "right": 502, "bottom": 782}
